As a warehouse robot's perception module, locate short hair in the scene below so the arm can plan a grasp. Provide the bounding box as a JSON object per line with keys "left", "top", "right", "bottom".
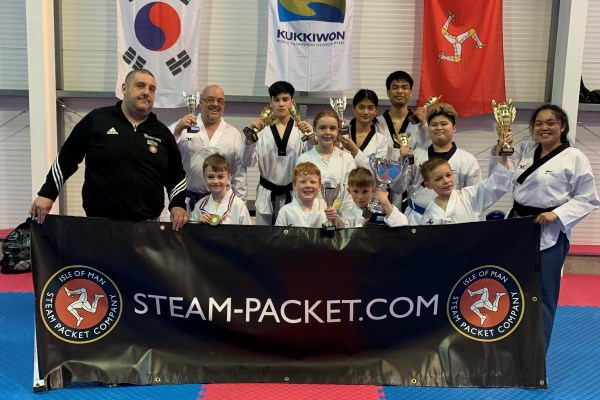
{"left": 313, "top": 109, "right": 341, "bottom": 130}
{"left": 124, "top": 69, "right": 155, "bottom": 86}
{"left": 348, "top": 167, "right": 375, "bottom": 189}
{"left": 529, "top": 103, "right": 570, "bottom": 143}
{"left": 352, "top": 89, "right": 379, "bottom": 107}
{"left": 268, "top": 81, "right": 295, "bottom": 99}
{"left": 385, "top": 71, "right": 414, "bottom": 90}
{"left": 420, "top": 158, "right": 450, "bottom": 182}
{"left": 203, "top": 153, "right": 230, "bottom": 174}
{"left": 293, "top": 162, "right": 321, "bottom": 185}
{"left": 426, "top": 103, "right": 458, "bottom": 125}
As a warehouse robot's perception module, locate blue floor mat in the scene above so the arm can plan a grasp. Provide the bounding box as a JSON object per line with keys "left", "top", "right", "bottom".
{"left": 2, "top": 293, "right": 598, "bottom": 399}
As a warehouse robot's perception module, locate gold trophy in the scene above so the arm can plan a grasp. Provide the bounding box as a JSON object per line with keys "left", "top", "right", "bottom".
{"left": 321, "top": 178, "right": 340, "bottom": 231}
{"left": 330, "top": 97, "right": 349, "bottom": 135}
{"left": 288, "top": 101, "right": 314, "bottom": 142}
{"left": 408, "top": 95, "right": 442, "bottom": 124}
{"left": 492, "top": 99, "right": 516, "bottom": 156}
{"left": 243, "top": 105, "right": 276, "bottom": 143}
{"left": 182, "top": 91, "right": 200, "bottom": 133}
{"left": 394, "top": 132, "right": 414, "bottom": 165}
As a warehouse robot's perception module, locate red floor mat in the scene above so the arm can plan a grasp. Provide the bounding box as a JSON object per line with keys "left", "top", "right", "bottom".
{"left": 558, "top": 274, "right": 600, "bottom": 307}
{"left": 202, "top": 383, "right": 382, "bottom": 400}
{"left": 0, "top": 272, "right": 33, "bottom": 292}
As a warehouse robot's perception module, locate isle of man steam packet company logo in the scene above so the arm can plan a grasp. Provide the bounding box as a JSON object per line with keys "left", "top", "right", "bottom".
{"left": 278, "top": 0, "right": 346, "bottom": 23}
{"left": 447, "top": 265, "right": 524, "bottom": 342}
{"left": 40, "top": 266, "right": 122, "bottom": 344}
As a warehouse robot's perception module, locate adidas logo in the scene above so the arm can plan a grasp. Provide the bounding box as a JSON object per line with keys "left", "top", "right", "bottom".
{"left": 106, "top": 127, "right": 119, "bottom": 135}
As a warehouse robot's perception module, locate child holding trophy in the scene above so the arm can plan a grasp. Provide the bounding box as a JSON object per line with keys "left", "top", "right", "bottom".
{"left": 344, "top": 167, "right": 408, "bottom": 228}
{"left": 389, "top": 103, "right": 482, "bottom": 225}
{"left": 489, "top": 103, "right": 600, "bottom": 351}
{"left": 240, "top": 81, "right": 313, "bottom": 225}
{"left": 190, "top": 154, "right": 252, "bottom": 226}
{"left": 275, "top": 162, "right": 342, "bottom": 228}
{"left": 419, "top": 154, "right": 513, "bottom": 225}
{"left": 339, "top": 89, "right": 390, "bottom": 170}
{"left": 297, "top": 110, "right": 357, "bottom": 223}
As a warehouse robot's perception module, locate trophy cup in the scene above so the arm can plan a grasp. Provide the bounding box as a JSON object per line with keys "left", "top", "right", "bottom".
{"left": 288, "top": 101, "right": 314, "bottom": 142}
{"left": 330, "top": 97, "right": 349, "bottom": 135}
{"left": 243, "top": 105, "right": 276, "bottom": 143}
{"left": 492, "top": 99, "right": 516, "bottom": 156}
{"left": 394, "top": 132, "right": 414, "bottom": 165}
{"left": 408, "top": 95, "right": 442, "bottom": 125}
{"left": 368, "top": 154, "right": 402, "bottom": 224}
{"left": 321, "top": 178, "right": 340, "bottom": 231}
{"left": 182, "top": 91, "right": 200, "bottom": 133}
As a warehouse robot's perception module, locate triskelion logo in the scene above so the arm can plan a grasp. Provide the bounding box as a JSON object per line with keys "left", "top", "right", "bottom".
{"left": 278, "top": 0, "right": 346, "bottom": 23}
{"left": 447, "top": 265, "right": 524, "bottom": 342}
{"left": 40, "top": 266, "right": 122, "bottom": 344}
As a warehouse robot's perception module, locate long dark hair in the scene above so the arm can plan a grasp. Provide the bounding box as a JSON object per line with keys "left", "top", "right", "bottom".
{"left": 352, "top": 89, "right": 379, "bottom": 107}
{"left": 528, "top": 104, "right": 570, "bottom": 143}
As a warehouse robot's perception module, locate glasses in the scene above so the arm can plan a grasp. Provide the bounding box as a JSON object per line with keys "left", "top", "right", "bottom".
{"left": 201, "top": 97, "right": 226, "bottom": 105}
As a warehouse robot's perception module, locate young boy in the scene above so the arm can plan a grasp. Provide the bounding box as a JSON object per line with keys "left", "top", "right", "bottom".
{"left": 344, "top": 167, "right": 408, "bottom": 227}
{"left": 190, "top": 154, "right": 253, "bottom": 225}
{"left": 389, "top": 103, "right": 482, "bottom": 224}
{"left": 419, "top": 156, "right": 513, "bottom": 225}
{"left": 240, "top": 81, "right": 313, "bottom": 226}
{"left": 275, "top": 162, "right": 341, "bottom": 228}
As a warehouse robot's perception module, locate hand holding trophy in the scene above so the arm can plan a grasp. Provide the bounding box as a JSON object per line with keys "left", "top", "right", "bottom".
{"left": 492, "top": 99, "right": 516, "bottom": 156}
{"left": 409, "top": 95, "right": 442, "bottom": 125}
{"left": 394, "top": 132, "right": 414, "bottom": 165}
{"left": 243, "top": 105, "right": 276, "bottom": 143}
{"left": 288, "top": 101, "right": 314, "bottom": 142}
{"left": 368, "top": 154, "right": 402, "bottom": 224}
{"left": 330, "top": 97, "right": 349, "bottom": 135}
{"left": 182, "top": 91, "right": 200, "bottom": 133}
{"left": 321, "top": 178, "right": 340, "bottom": 231}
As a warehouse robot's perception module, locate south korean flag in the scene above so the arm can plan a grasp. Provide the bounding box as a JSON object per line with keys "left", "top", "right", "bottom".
{"left": 116, "top": 0, "right": 203, "bottom": 108}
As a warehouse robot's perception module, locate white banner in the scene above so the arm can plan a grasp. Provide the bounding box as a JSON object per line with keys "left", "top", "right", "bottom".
{"left": 116, "top": 0, "right": 202, "bottom": 108}
{"left": 266, "top": 0, "right": 353, "bottom": 92}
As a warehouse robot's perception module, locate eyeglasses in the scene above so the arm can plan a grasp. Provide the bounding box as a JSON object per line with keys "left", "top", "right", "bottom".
{"left": 201, "top": 97, "right": 226, "bottom": 105}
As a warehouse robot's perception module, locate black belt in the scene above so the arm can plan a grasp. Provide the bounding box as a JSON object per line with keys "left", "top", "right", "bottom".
{"left": 259, "top": 176, "right": 293, "bottom": 225}
{"left": 508, "top": 201, "right": 556, "bottom": 218}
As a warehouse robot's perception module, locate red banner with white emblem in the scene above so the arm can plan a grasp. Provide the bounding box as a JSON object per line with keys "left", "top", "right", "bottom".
{"left": 418, "top": 0, "right": 506, "bottom": 117}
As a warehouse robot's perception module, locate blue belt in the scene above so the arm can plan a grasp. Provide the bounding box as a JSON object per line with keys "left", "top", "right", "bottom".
{"left": 407, "top": 198, "right": 426, "bottom": 214}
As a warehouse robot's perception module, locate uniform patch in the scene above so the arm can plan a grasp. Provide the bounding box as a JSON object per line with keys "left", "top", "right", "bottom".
{"left": 149, "top": 145, "right": 158, "bottom": 154}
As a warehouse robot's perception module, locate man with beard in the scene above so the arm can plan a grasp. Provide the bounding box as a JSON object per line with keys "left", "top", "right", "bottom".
{"left": 171, "top": 85, "right": 247, "bottom": 212}
{"left": 30, "top": 69, "right": 188, "bottom": 231}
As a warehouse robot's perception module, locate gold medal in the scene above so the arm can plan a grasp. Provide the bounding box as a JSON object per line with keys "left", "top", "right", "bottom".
{"left": 209, "top": 214, "right": 221, "bottom": 226}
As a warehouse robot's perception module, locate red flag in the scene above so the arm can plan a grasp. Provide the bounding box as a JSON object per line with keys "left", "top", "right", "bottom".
{"left": 418, "top": 0, "right": 506, "bottom": 117}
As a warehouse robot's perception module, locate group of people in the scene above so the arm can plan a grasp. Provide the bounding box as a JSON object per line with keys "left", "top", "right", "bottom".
{"left": 29, "top": 68, "right": 600, "bottom": 351}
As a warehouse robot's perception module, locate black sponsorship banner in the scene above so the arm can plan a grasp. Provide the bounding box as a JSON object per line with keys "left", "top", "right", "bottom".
{"left": 32, "top": 215, "right": 545, "bottom": 390}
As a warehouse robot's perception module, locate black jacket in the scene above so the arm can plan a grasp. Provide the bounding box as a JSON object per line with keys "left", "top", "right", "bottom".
{"left": 38, "top": 101, "right": 186, "bottom": 220}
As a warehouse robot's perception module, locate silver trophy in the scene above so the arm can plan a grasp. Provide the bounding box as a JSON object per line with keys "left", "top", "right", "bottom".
{"left": 330, "top": 97, "right": 349, "bottom": 135}
{"left": 288, "top": 101, "right": 314, "bottom": 142}
{"left": 321, "top": 178, "right": 340, "bottom": 231}
{"left": 368, "top": 154, "right": 402, "bottom": 224}
{"left": 182, "top": 91, "right": 200, "bottom": 133}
